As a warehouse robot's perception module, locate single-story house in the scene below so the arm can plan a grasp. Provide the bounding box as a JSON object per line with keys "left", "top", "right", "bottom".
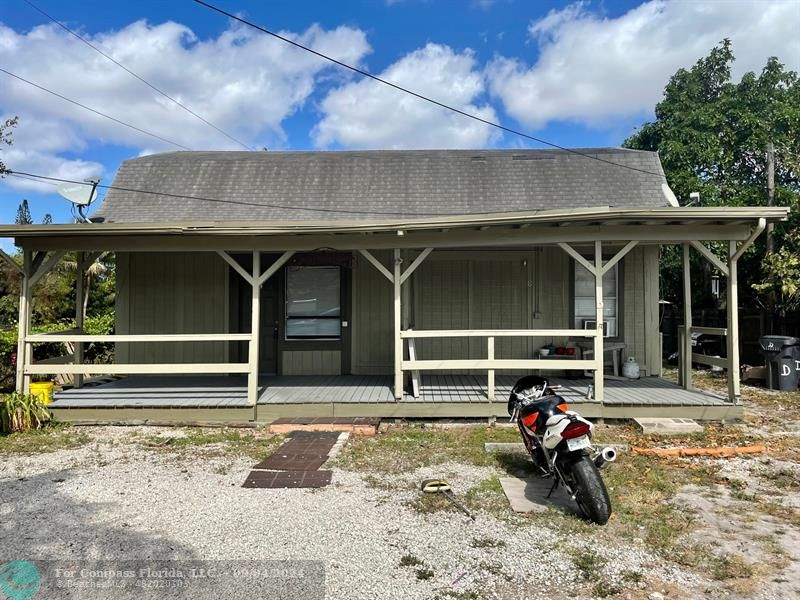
{"left": 0, "top": 149, "right": 788, "bottom": 423}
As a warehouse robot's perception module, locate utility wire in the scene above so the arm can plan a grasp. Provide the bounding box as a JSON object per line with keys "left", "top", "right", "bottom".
{"left": 7, "top": 170, "right": 450, "bottom": 217}
{"left": 191, "top": 0, "right": 666, "bottom": 179}
{"left": 21, "top": 0, "right": 254, "bottom": 152}
{"left": 0, "top": 68, "right": 193, "bottom": 151}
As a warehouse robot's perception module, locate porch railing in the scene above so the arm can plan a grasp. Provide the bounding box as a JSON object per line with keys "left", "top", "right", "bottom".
{"left": 400, "top": 329, "right": 601, "bottom": 401}
{"left": 23, "top": 331, "right": 251, "bottom": 377}
{"left": 678, "top": 326, "right": 731, "bottom": 399}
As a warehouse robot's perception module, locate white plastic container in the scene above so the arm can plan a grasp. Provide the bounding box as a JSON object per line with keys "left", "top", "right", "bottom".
{"left": 622, "top": 356, "right": 641, "bottom": 379}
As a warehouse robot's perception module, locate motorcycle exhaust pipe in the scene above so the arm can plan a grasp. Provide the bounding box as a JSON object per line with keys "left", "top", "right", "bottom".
{"left": 594, "top": 447, "right": 617, "bottom": 468}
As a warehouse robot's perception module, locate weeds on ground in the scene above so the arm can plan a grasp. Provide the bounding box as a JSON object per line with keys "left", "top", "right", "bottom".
{"left": 140, "top": 428, "right": 283, "bottom": 460}
{"left": 710, "top": 553, "right": 755, "bottom": 580}
{"left": 0, "top": 392, "right": 50, "bottom": 433}
{"left": 399, "top": 554, "right": 422, "bottom": 567}
{"left": 0, "top": 423, "right": 89, "bottom": 455}
{"left": 469, "top": 536, "right": 506, "bottom": 549}
{"left": 335, "top": 426, "right": 519, "bottom": 474}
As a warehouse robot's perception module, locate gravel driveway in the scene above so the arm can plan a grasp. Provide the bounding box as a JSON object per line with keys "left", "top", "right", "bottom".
{"left": 0, "top": 426, "right": 794, "bottom": 599}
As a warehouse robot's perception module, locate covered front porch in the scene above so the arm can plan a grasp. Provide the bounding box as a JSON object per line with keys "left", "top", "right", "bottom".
{"left": 48, "top": 373, "right": 740, "bottom": 423}
{"left": 3, "top": 205, "right": 787, "bottom": 425}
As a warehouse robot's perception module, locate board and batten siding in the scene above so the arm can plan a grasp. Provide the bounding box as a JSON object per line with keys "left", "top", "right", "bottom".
{"left": 282, "top": 351, "right": 342, "bottom": 375}
{"left": 116, "top": 252, "right": 229, "bottom": 364}
{"left": 351, "top": 250, "right": 394, "bottom": 374}
{"left": 350, "top": 247, "right": 660, "bottom": 377}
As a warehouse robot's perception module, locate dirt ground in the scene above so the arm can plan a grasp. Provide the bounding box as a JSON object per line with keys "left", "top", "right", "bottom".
{"left": 0, "top": 371, "right": 798, "bottom": 599}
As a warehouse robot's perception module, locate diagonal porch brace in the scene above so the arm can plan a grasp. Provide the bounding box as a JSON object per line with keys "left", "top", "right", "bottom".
{"left": 29, "top": 250, "right": 67, "bottom": 287}
{"left": 557, "top": 242, "right": 596, "bottom": 275}
{"left": 217, "top": 250, "right": 254, "bottom": 285}
{"left": 257, "top": 251, "right": 295, "bottom": 286}
{"left": 0, "top": 249, "right": 22, "bottom": 274}
{"left": 400, "top": 248, "right": 434, "bottom": 284}
{"left": 357, "top": 249, "right": 393, "bottom": 282}
{"left": 601, "top": 241, "right": 638, "bottom": 276}
{"left": 689, "top": 241, "right": 728, "bottom": 276}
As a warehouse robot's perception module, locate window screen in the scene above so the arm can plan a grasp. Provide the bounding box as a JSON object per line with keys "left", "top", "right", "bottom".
{"left": 286, "top": 266, "right": 341, "bottom": 339}
{"left": 574, "top": 262, "right": 618, "bottom": 337}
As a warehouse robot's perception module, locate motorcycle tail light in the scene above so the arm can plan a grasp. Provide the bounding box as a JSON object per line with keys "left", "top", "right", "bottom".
{"left": 521, "top": 412, "right": 539, "bottom": 429}
{"left": 562, "top": 421, "right": 591, "bottom": 439}
{"left": 557, "top": 403, "right": 569, "bottom": 412}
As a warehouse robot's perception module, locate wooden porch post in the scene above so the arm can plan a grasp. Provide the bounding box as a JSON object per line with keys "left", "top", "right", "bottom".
{"left": 393, "top": 248, "right": 403, "bottom": 400}
{"left": 682, "top": 243, "right": 693, "bottom": 390}
{"left": 248, "top": 251, "right": 261, "bottom": 406}
{"left": 74, "top": 252, "right": 85, "bottom": 389}
{"left": 593, "top": 241, "right": 604, "bottom": 403}
{"left": 15, "top": 250, "right": 32, "bottom": 394}
{"left": 726, "top": 241, "right": 740, "bottom": 402}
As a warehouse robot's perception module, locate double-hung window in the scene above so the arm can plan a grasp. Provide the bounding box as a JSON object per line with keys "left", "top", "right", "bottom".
{"left": 574, "top": 262, "right": 619, "bottom": 337}
{"left": 285, "top": 266, "right": 341, "bottom": 339}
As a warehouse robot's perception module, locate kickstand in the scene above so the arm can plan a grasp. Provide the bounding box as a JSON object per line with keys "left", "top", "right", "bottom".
{"left": 545, "top": 477, "right": 559, "bottom": 499}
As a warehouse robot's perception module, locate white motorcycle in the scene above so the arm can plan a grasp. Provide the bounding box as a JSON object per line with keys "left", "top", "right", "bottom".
{"left": 508, "top": 375, "right": 615, "bottom": 524}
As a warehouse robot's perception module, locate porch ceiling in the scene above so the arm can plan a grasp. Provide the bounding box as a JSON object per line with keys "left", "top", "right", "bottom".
{"left": 0, "top": 206, "right": 788, "bottom": 252}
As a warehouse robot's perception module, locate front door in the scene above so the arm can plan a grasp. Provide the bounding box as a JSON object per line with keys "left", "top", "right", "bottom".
{"left": 259, "top": 278, "right": 279, "bottom": 374}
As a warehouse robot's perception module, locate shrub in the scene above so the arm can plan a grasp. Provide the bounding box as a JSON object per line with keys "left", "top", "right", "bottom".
{"left": 0, "top": 393, "right": 51, "bottom": 434}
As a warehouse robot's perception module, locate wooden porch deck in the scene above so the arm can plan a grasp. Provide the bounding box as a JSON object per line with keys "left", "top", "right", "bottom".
{"left": 50, "top": 373, "right": 740, "bottom": 422}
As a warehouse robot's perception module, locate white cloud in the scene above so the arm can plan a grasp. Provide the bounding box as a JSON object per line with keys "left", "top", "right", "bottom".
{"left": 487, "top": 0, "right": 800, "bottom": 129}
{"left": 314, "top": 43, "right": 500, "bottom": 149}
{"left": 0, "top": 19, "right": 370, "bottom": 191}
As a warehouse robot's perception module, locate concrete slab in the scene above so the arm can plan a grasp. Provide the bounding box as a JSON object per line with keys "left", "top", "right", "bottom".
{"left": 633, "top": 417, "right": 704, "bottom": 435}
{"left": 499, "top": 476, "right": 580, "bottom": 515}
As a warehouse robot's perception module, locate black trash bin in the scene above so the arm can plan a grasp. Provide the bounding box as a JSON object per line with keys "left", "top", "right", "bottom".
{"left": 759, "top": 335, "right": 800, "bottom": 391}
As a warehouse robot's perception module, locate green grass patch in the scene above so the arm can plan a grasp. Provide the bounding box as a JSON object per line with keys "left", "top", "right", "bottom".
{"left": 571, "top": 547, "right": 607, "bottom": 581}
{"left": 140, "top": 428, "right": 283, "bottom": 460}
{"left": 710, "top": 553, "right": 755, "bottom": 580}
{"left": 399, "top": 553, "right": 422, "bottom": 567}
{"left": 464, "top": 477, "right": 509, "bottom": 517}
{"left": 0, "top": 424, "right": 90, "bottom": 455}
{"left": 334, "top": 425, "right": 519, "bottom": 474}
{"left": 469, "top": 536, "right": 506, "bottom": 549}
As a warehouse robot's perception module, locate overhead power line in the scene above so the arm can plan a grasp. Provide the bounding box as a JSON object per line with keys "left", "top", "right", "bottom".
{"left": 191, "top": 0, "right": 666, "bottom": 179}
{"left": 22, "top": 0, "right": 254, "bottom": 152}
{"left": 7, "top": 170, "right": 449, "bottom": 217}
{"left": 0, "top": 68, "right": 193, "bottom": 151}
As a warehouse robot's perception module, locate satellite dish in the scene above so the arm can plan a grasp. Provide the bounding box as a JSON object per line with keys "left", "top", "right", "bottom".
{"left": 57, "top": 177, "right": 100, "bottom": 206}
{"left": 57, "top": 176, "right": 101, "bottom": 223}
{"left": 661, "top": 183, "right": 680, "bottom": 208}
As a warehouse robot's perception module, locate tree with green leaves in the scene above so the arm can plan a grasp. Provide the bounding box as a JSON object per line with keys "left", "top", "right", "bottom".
{"left": 624, "top": 40, "right": 800, "bottom": 326}
{"left": 15, "top": 199, "right": 33, "bottom": 226}
{"left": 0, "top": 116, "right": 17, "bottom": 177}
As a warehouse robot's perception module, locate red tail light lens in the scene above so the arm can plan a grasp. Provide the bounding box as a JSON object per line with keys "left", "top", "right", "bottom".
{"left": 561, "top": 421, "right": 591, "bottom": 440}
{"left": 521, "top": 412, "right": 539, "bottom": 429}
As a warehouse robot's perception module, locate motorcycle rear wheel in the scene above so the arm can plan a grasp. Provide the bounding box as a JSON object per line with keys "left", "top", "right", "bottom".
{"left": 569, "top": 455, "right": 612, "bottom": 525}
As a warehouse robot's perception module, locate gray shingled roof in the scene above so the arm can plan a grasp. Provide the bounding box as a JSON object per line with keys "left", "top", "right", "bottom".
{"left": 94, "top": 148, "right": 670, "bottom": 223}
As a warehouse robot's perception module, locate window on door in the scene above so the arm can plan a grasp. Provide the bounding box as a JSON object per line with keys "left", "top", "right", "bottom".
{"left": 285, "top": 266, "right": 341, "bottom": 339}
{"left": 574, "top": 262, "right": 619, "bottom": 337}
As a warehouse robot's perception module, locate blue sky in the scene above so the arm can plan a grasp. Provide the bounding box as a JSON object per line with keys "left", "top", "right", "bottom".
{"left": 1, "top": 0, "right": 798, "bottom": 243}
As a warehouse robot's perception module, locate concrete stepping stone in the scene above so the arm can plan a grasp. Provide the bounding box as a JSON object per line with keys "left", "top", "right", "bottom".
{"left": 499, "top": 476, "right": 581, "bottom": 515}
{"left": 634, "top": 417, "right": 703, "bottom": 435}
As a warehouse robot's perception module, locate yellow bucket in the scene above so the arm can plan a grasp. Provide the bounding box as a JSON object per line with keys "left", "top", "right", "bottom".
{"left": 29, "top": 382, "right": 54, "bottom": 404}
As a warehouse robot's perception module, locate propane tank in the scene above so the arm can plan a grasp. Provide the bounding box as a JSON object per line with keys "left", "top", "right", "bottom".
{"left": 622, "top": 356, "right": 640, "bottom": 379}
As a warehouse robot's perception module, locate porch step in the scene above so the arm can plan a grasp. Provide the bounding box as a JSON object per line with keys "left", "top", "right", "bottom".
{"left": 633, "top": 417, "right": 704, "bottom": 435}
{"left": 268, "top": 417, "right": 380, "bottom": 436}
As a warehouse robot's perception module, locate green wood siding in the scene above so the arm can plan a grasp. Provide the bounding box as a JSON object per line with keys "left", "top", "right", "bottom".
{"left": 116, "top": 252, "right": 229, "bottom": 363}
{"left": 351, "top": 250, "right": 393, "bottom": 374}
{"left": 282, "top": 350, "right": 341, "bottom": 375}
{"left": 115, "top": 246, "right": 660, "bottom": 378}
{"left": 350, "top": 246, "right": 661, "bottom": 377}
